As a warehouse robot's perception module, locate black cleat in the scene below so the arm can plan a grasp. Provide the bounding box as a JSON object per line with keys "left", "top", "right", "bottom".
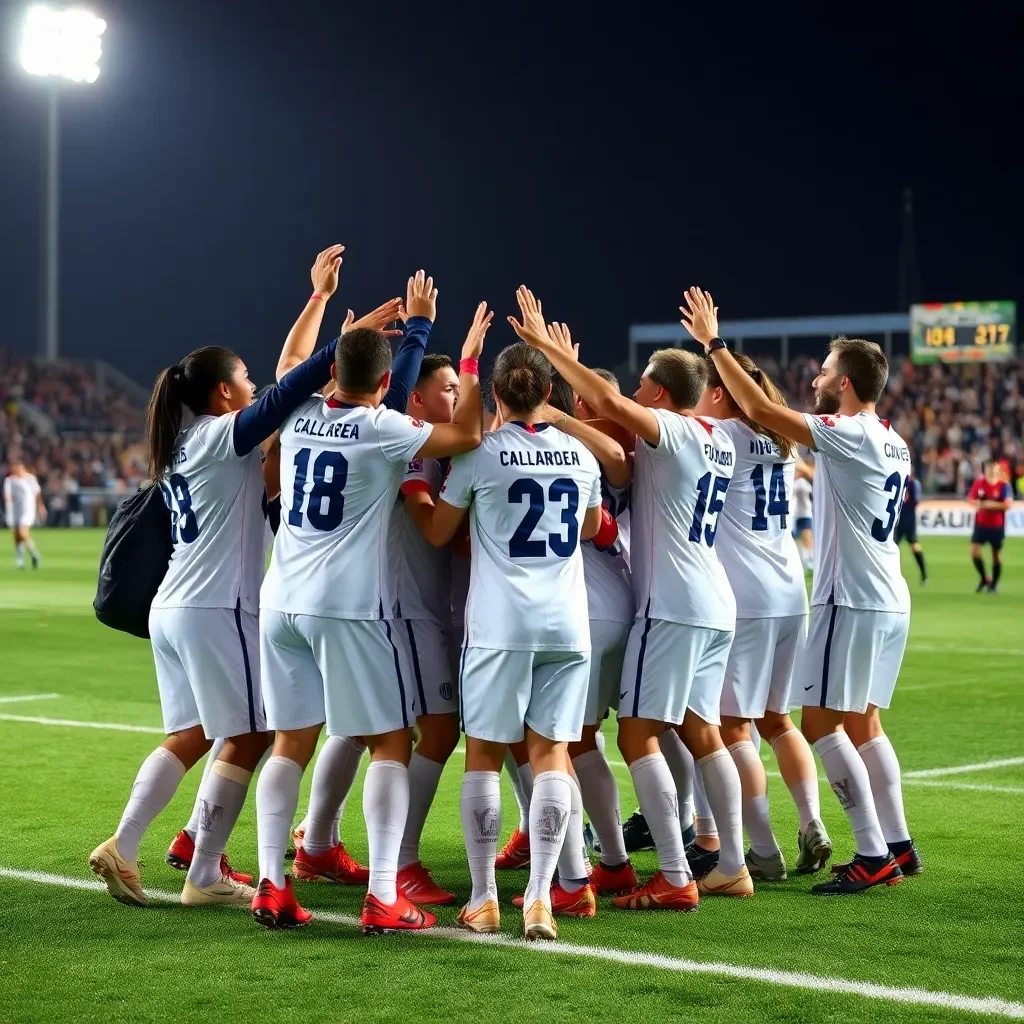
{"left": 976, "top": 579, "right": 991, "bottom": 593}
{"left": 622, "top": 810, "right": 655, "bottom": 853}
{"left": 888, "top": 839, "right": 923, "bottom": 876}
{"left": 813, "top": 852, "right": 903, "bottom": 894}
{"left": 685, "top": 841, "right": 720, "bottom": 880}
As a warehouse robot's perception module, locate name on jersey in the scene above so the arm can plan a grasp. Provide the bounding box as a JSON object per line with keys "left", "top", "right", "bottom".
{"left": 749, "top": 437, "right": 779, "bottom": 457}
{"left": 704, "top": 444, "right": 734, "bottom": 467}
{"left": 172, "top": 447, "right": 187, "bottom": 467}
{"left": 499, "top": 449, "right": 581, "bottom": 467}
{"left": 293, "top": 417, "right": 360, "bottom": 440}
{"left": 885, "top": 443, "right": 911, "bottom": 462}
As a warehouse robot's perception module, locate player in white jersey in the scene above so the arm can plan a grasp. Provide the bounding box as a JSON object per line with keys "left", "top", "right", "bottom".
{"left": 682, "top": 286, "right": 918, "bottom": 894}
{"left": 792, "top": 464, "right": 814, "bottom": 569}
{"left": 510, "top": 287, "right": 747, "bottom": 910}
{"left": 695, "top": 354, "right": 832, "bottom": 882}
{"left": 90, "top": 246, "right": 354, "bottom": 910}
{"left": 419, "top": 331, "right": 604, "bottom": 941}
{"left": 253, "top": 277, "right": 488, "bottom": 935}
{"left": 3, "top": 459, "right": 45, "bottom": 569}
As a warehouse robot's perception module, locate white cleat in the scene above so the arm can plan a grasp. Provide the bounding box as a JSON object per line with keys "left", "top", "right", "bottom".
{"left": 181, "top": 874, "right": 258, "bottom": 907}
{"left": 89, "top": 837, "right": 147, "bottom": 907}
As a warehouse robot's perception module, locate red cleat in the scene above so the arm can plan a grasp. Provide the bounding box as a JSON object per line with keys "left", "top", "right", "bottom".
{"left": 165, "top": 829, "right": 253, "bottom": 885}
{"left": 396, "top": 861, "right": 456, "bottom": 905}
{"left": 251, "top": 877, "right": 312, "bottom": 929}
{"left": 512, "top": 883, "right": 597, "bottom": 917}
{"left": 293, "top": 842, "right": 370, "bottom": 885}
{"left": 361, "top": 892, "right": 437, "bottom": 935}
{"left": 610, "top": 871, "right": 700, "bottom": 911}
{"left": 591, "top": 860, "right": 638, "bottom": 896}
{"left": 495, "top": 828, "right": 531, "bottom": 870}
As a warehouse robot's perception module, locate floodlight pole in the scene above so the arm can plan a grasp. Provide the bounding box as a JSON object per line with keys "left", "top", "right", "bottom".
{"left": 42, "top": 84, "right": 60, "bottom": 361}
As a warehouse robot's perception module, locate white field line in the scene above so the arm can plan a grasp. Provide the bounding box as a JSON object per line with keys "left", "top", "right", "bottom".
{"left": 908, "top": 644, "right": 1024, "bottom": 657}
{"left": 2, "top": 867, "right": 1022, "bottom": 1020}
{"left": 0, "top": 713, "right": 164, "bottom": 734}
{"left": 0, "top": 693, "right": 60, "bottom": 704}
{"left": 905, "top": 757, "right": 1024, "bottom": 778}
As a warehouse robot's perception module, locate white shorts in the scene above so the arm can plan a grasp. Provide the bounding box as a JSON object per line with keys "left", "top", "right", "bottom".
{"left": 11, "top": 511, "right": 35, "bottom": 529}
{"left": 720, "top": 614, "right": 806, "bottom": 720}
{"left": 796, "top": 605, "right": 910, "bottom": 713}
{"left": 460, "top": 646, "right": 590, "bottom": 744}
{"left": 618, "top": 617, "right": 733, "bottom": 726}
{"left": 150, "top": 605, "right": 264, "bottom": 739}
{"left": 585, "top": 620, "right": 631, "bottom": 727}
{"left": 393, "top": 617, "right": 457, "bottom": 717}
{"left": 260, "top": 610, "right": 413, "bottom": 737}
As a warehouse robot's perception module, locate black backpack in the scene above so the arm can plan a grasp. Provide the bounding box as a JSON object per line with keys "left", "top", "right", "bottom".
{"left": 93, "top": 484, "right": 174, "bottom": 639}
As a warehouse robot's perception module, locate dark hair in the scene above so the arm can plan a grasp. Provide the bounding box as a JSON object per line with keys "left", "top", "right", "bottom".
{"left": 829, "top": 337, "right": 889, "bottom": 403}
{"left": 415, "top": 353, "right": 453, "bottom": 388}
{"left": 492, "top": 344, "right": 552, "bottom": 416}
{"left": 336, "top": 327, "right": 393, "bottom": 395}
{"left": 592, "top": 368, "right": 619, "bottom": 389}
{"left": 146, "top": 346, "right": 240, "bottom": 479}
{"left": 646, "top": 348, "right": 707, "bottom": 409}
{"left": 548, "top": 372, "right": 576, "bottom": 418}
{"left": 706, "top": 353, "right": 794, "bottom": 459}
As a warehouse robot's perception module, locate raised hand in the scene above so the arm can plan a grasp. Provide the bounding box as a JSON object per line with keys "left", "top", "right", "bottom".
{"left": 462, "top": 301, "right": 494, "bottom": 360}
{"left": 507, "top": 285, "right": 549, "bottom": 347}
{"left": 405, "top": 269, "right": 438, "bottom": 322}
{"left": 546, "top": 320, "right": 578, "bottom": 362}
{"left": 679, "top": 286, "right": 720, "bottom": 348}
{"left": 342, "top": 296, "right": 404, "bottom": 337}
{"left": 311, "top": 244, "right": 345, "bottom": 298}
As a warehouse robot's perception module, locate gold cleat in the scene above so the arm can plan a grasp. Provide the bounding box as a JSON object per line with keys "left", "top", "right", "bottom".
{"left": 456, "top": 899, "right": 501, "bottom": 934}
{"left": 89, "top": 837, "right": 147, "bottom": 907}
{"left": 697, "top": 865, "right": 754, "bottom": 897}
{"left": 523, "top": 898, "right": 557, "bottom": 941}
{"left": 181, "top": 875, "right": 258, "bottom": 907}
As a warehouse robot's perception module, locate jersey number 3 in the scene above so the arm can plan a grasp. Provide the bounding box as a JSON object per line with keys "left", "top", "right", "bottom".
{"left": 871, "top": 472, "right": 911, "bottom": 542}
{"left": 508, "top": 477, "right": 579, "bottom": 558}
{"left": 288, "top": 448, "right": 348, "bottom": 531}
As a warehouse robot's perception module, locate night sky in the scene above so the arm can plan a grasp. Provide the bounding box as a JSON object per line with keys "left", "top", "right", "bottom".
{"left": 1, "top": 1, "right": 1020, "bottom": 388}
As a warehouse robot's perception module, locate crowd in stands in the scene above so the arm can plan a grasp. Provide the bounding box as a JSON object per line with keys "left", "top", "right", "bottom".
{"left": 2, "top": 346, "right": 1021, "bottom": 527}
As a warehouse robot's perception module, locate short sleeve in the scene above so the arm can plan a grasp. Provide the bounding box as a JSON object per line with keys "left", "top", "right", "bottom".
{"left": 586, "top": 469, "right": 603, "bottom": 510}
{"left": 804, "top": 413, "right": 866, "bottom": 462}
{"left": 968, "top": 478, "right": 982, "bottom": 501}
{"left": 647, "top": 408, "right": 692, "bottom": 458}
{"left": 439, "top": 452, "right": 475, "bottom": 509}
{"left": 377, "top": 410, "right": 434, "bottom": 464}
{"left": 196, "top": 414, "right": 244, "bottom": 463}
{"left": 400, "top": 457, "right": 435, "bottom": 497}
{"left": 1002, "top": 482, "right": 1013, "bottom": 501}
{"left": 31, "top": 476, "right": 41, "bottom": 496}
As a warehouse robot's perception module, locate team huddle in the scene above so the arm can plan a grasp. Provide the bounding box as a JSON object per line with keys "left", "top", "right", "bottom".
{"left": 87, "top": 247, "right": 922, "bottom": 940}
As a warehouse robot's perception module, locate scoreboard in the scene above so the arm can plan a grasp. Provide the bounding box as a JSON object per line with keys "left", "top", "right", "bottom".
{"left": 911, "top": 301, "right": 1016, "bottom": 364}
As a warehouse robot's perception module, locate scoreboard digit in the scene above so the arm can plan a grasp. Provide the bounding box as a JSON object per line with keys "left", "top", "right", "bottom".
{"left": 911, "top": 301, "right": 1016, "bottom": 364}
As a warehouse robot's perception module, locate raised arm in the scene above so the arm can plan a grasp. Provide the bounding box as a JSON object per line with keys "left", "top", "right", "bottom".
{"left": 539, "top": 403, "right": 631, "bottom": 488}
{"left": 508, "top": 287, "right": 662, "bottom": 445}
{"left": 680, "top": 286, "right": 815, "bottom": 451}
{"left": 384, "top": 270, "right": 437, "bottom": 412}
{"left": 276, "top": 245, "right": 345, "bottom": 381}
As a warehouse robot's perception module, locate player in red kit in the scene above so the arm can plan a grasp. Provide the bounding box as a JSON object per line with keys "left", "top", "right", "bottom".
{"left": 968, "top": 461, "right": 1013, "bottom": 593}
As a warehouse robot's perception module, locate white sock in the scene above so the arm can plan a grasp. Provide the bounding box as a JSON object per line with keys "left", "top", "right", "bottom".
{"left": 363, "top": 760, "right": 409, "bottom": 904}
{"left": 14, "top": 542, "right": 25, "bottom": 567}
{"left": 858, "top": 736, "right": 911, "bottom": 844}
{"left": 115, "top": 747, "right": 186, "bottom": 862}
{"left": 727, "top": 740, "right": 779, "bottom": 859}
{"left": 186, "top": 761, "right": 252, "bottom": 888}
{"left": 398, "top": 752, "right": 446, "bottom": 870}
{"left": 629, "top": 753, "right": 691, "bottom": 887}
{"left": 304, "top": 736, "right": 365, "bottom": 856}
{"left": 572, "top": 749, "right": 628, "bottom": 867}
{"left": 813, "top": 733, "right": 887, "bottom": 858}
{"left": 555, "top": 774, "right": 590, "bottom": 891}
{"left": 524, "top": 771, "right": 572, "bottom": 907}
{"left": 659, "top": 729, "right": 695, "bottom": 836}
{"left": 595, "top": 729, "right": 607, "bottom": 754}
{"left": 749, "top": 723, "right": 761, "bottom": 754}
{"left": 256, "top": 756, "right": 303, "bottom": 888}
{"left": 692, "top": 753, "right": 718, "bottom": 840}
{"left": 504, "top": 751, "right": 531, "bottom": 832}
{"left": 461, "top": 770, "right": 501, "bottom": 909}
{"left": 24, "top": 537, "right": 39, "bottom": 557}
{"left": 184, "top": 738, "right": 226, "bottom": 839}
{"left": 772, "top": 728, "right": 821, "bottom": 830}
{"left": 698, "top": 749, "right": 745, "bottom": 875}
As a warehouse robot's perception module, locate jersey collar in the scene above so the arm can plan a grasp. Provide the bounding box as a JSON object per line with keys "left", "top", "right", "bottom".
{"left": 325, "top": 398, "right": 359, "bottom": 410}
{"left": 508, "top": 420, "right": 550, "bottom": 433}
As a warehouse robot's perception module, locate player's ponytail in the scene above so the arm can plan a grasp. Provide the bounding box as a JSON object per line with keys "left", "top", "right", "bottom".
{"left": 492, "top": 344, "right": 552, "bottom": 416}
{"left": 706, "top": 354, "right": 794, "bottom": 459}
{"left": 145, "top": 346, "right": 240, "bottom": 479}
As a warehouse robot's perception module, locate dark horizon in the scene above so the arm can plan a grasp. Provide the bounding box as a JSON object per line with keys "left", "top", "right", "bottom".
{"left": 1, "top": 1, "right": 1020, "bottom": 389}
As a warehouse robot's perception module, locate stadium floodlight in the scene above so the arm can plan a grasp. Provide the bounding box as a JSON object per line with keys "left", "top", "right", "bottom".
{"left": 19, "top": 5, "right": 106, "bottom": 83}
{"left": 17, "top": 5, "right": 106, "bottom": 360}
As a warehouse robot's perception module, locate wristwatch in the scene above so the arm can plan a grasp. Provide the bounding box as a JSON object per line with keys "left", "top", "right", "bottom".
{"left": 708, "top": 337, "right": 727, "bottom": 353}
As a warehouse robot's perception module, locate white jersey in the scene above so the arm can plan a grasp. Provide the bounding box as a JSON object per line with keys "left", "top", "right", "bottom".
{"left": 3, "top": 474, "right": 40, "bottom": 519}
{"left": 630, "top": 410, "right": 736, "bottom": 631}
{"left": 712, "top": 419, "right": 807, "bottom": 619}
{"left": 441, "top": 421, "right": 603, "bottom": 651}
{"left": 581, "top": 480, "right": 634, "bottom": 624}
{"left": 804, "top": 412, "right": 912, "bottom": 613}
{"left": 151, "top": 414, "right": 266, "bottom": 613}
{"left": 261, "top": 396, "right": 432, "bottom": 620}
{"left": 389, "top": 456, "right": 452, "bottom": 624}
{"left": 793, "top": 476, "right": 813, "bottom": 521}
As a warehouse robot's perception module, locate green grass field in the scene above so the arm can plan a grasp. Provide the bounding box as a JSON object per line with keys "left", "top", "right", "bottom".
{"left": 1, "top": 531, "right": 1022, "bottom": 1024}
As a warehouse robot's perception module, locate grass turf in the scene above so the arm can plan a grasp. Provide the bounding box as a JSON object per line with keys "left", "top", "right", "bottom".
{"left": 0, "top": 530, "right": 1022, "bottom": 1023}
